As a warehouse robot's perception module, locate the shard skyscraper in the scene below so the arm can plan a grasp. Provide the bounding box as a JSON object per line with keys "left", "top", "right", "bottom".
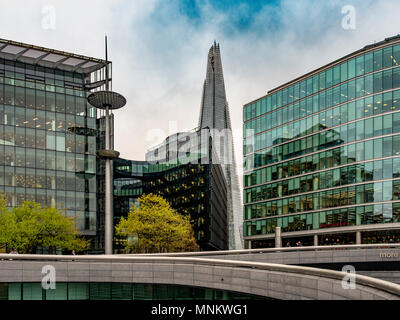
{"left": 198, "top": 42, "right": 243, "bottom": 250}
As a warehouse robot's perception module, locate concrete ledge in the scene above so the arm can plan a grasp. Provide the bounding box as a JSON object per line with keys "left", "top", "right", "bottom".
{"left": 0, "top": 254, "right": 399, "bottom": 300}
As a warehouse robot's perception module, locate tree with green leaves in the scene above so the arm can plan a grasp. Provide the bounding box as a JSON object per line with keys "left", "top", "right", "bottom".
{"left": 0, "top": 194, "right": 88, "bottom": 254}
{"left": 116, "top": 193, "right": 199, "bottom": 253}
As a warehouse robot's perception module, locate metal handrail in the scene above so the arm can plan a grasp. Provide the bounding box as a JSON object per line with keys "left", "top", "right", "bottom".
{"left": 1, "top": 254, "right": 400, "bottom": 297}
{"left": 120, "top": 243, "right": 400, "bottom": 257}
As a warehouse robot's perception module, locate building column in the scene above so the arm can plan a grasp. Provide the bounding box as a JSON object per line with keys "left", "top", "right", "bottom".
{"left": 275, "top": 227, "right": 282, "bottom": 248}
{"left": 356, "top": 231, "right": 362, "bottom": 245}
{"left": 314, "top": 234, "right": 319, "bottom": 247}
{"left": 247, "top": 240, "right": 252, "bottom": 249}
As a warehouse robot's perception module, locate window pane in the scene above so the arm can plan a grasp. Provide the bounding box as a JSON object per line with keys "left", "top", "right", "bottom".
{"left": 391, "top": 44, "right": 400, "bottom": 67}
{"left": 46, "top": 92, "right": 55, "bottom": 112}
{"left": 365, "top": 140, "right": 373, "bottom": 160}
{"left": 134, "top": 284, "right": 153, "bottom": 300}
{"left": 46, "top": 132, "right": 55, "bottom": 150}
{"left": 45, "top": 283, "right": 67, "bottom": 300}
{"left": 8, "top": 284, "right": 21, "bottom": 300}
{"left": 90, "top": 283, "right": 111, "bottom": 300}
{"left": 365, "top": 52, "right": 373, "bottom": 73}
{"left": 355, "top": 77, "right": 364, "bottom": 98}
{"left": 112, "top": 283, "right": 132, "bottom": 300}
{"left": 4, "top": 85, "right": 14, "bottom": 105}
{"left": 326, "top": 68, "right": 333, "bottom": 87}
{"left": 348, "top": 80, "right": 355, "bottom": 100}
{"left": 319, "top": 72, "right": 326, "bottom": 90}
{"left": 36, "top": 90, "right": 46, "bottom": 110}
{"left": 383, "top": 46, "right": 393, "bottom": 68}
{"left": 383, "top": 91, "right": 392, "bottom": 113}
{"left": 383, "top": 69, "right": 392, "bottom": 91}
{"left": 374, "top": 49, "right": 383, "bottom": 71}
{"left": 374, "top": 139, "right": 382, "bottom": 159}
{"left": 348, "top": 59, "right": 355, "bottom": 79}
{"left": 333, "top": 66, "right": 340, "bottom": 86}
{"left": 356, "top": 55, "right": 364, "bottom": 76}
{"left": 365, "top": 74, "right": 373, "bottom": 95}
{"left": 341, "top": 62, "right": 348, "bottom": 82}
{"left": 373, "top": 94, "right": 382, "bottom": 115}
{"left": 373, "top": 72, "right": 383, "bottom": 93}
{"left": 393, "top": 68, "right": 400, "bottom": 88}
{"left": 68, "top": 283, "right": 89, "bottom": 300}
{"left": 55, "top": 94, "right": 65, "bottom": 113}
{"left": 56, "top": 134, "right": 65, "bottom": 152}
{"left": 22, "top": 283, "right": 43, "bottom": 300}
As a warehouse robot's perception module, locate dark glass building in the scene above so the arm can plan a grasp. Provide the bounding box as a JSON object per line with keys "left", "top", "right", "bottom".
{"left": 0, "top": 38, "right": 111, "bottom": 253}
{"left": 113, "top": 128, "right": 228, "bottom": 252}
{"left": 243, "top": 35, "right": 400, "bottom": 248}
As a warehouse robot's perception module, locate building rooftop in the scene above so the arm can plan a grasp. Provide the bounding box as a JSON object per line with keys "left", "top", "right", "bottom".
{"left": 0, "top": 38, "right": 108, "bottom": 74}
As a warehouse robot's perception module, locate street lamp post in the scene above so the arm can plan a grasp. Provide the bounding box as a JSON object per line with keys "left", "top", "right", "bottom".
{"left": 87, "top": 37, "right": 126, "bottom": 255}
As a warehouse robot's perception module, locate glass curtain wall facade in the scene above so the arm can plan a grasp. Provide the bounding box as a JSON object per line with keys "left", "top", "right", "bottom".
{"left": 113, "top": 129, "right": 228, "bottom": 252}
{"left": 0, "top": 282, "right": 265, "bottom": 300}
{"left": 113, "top": 158, "right": 145, "bottom": 251}
{"left": 243, "top": 36, "right": 400, "bottom": 247}
{"left": 0, "top": 39, "right": 109, "bottom": 253}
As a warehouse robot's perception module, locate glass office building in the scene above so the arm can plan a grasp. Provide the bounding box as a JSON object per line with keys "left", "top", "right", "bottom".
{"left": 0, "top": 38, "right": 110, "bottom": 252}
{"left": 243, "top": 35, "right": 400, "bottom": 248}
{"left": 113, "top": 128, "right": 228, "bottom": 252}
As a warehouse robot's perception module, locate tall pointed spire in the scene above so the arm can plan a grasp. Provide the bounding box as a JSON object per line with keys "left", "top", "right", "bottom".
{"left": 199, "top": 42, "right": 243, "bottom": 250}
{"left": 199, "top": 42, "right": 228, "bottom": 132}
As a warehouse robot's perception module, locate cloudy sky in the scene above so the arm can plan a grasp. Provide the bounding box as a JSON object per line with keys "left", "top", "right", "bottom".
{"left": 1, "top": 0, "right": 400, "bottom": 181}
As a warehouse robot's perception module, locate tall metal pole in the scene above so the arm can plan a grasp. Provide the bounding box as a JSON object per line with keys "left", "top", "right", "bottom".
{"left": 88, "top": 37, "right": 125, "bottom": 255}
{"left": 104, "top": 36, "right": 112, "bottom": 255}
